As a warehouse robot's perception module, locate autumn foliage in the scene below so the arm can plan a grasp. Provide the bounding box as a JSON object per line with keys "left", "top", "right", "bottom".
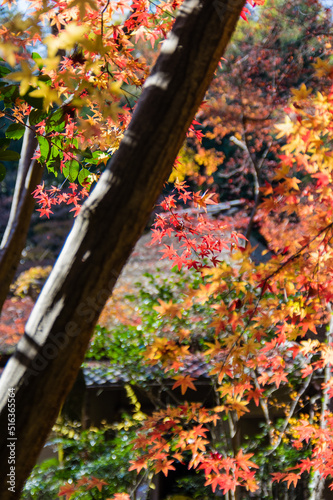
{"left": 129, "top": 63, "right": 333, "bottom": 496}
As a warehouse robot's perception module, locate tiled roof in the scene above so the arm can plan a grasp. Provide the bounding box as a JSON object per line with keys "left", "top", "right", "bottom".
{"left": 83, "top": 353, "right": 212, "bottom": 388}
{"left": 83, "top": 361, "right": 132, "bottom": 387}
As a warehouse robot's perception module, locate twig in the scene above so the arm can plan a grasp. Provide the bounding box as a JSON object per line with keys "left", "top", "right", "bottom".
{"left": 266, "top": 374, "right": 313, "bottom": 456}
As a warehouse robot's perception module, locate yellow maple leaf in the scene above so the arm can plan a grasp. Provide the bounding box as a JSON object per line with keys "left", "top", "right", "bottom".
{"left": 291, "top": 83, "right": 312, "bottom": 101}
{"left": 28, "top": 82, "right": 61, "bottom": 111}
{"left": 313, "top": 57, "right": 333, "bottom": 78}
{"left": 234, "top": 280, "right": 247, "bottom": 294}
{"left": 273, "top": 163, "right": 290, "bottom": 181}
{"left": 275, "top": 116, "right": 295, "bottom": 139}
{"left": 224, "top": 395, "right": 249, "bottom": 418}
{"left": 46, "top": 23, "right": 88, "bottom": 58}
{"left": 68, "top": 0, "right": 98, "bottom": 18}
{"left": 39, "top": 56, "right": 61, "bottom": 74}
{"left": 7, "top": 61, "right": 38, "bottom": 96}
{"left": 205, "top": 339, "right": 222, "bottom": 357}
{"left": 0, "top": 42, "right": 17, "bottom": 67}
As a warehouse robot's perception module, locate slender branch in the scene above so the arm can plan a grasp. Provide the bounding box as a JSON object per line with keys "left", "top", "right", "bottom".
{"left": 147, "top": 0, "right": 176, "bottom": 19}
{"left": 100, "top": 0, "right": 110, "bottom": 37}
{"left": 244, "top": 138, "right": 272, "bottom": 241}
{"left": 266, "top": 374, "right": 313, "bottom": 456}
{"left": 1, "top": 122, "right": 37, "bottom": 239}
{"left": 251, "top": 370, "right": 274, "bottom": 444}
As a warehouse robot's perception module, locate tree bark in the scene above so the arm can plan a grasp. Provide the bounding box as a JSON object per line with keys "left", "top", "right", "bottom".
{"left": 0, "top": 0, "right": 245, "bottom": 496}
{"left": 0, "top": 125, "right": 43, "bottom": 312}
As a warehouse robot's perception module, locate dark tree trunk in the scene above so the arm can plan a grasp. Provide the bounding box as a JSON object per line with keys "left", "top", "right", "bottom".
{"left": 0, "top": 0, "right": 245, "bottom": 497}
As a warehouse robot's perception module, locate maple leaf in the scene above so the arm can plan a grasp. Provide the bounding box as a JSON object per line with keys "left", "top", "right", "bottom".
{"left": 165, "top": 359, "right": 184, "bottom": 372}
{"left": 172, "top": 375, "right": 197, "bottom": 395}
{"left": 284, "top": 472, "right": 301, "bottom": 488}
{"left": 322, "top": 377, "right": 333, "bottom": 398}
{"left": 235, "top": 450, "right": 258, "bottom": 472}
{"left": 313, "top": 57, "right": 333, "bottom": 77}
{"left": 0, "top": 41, "right": 17, "bottom": 67}
{"left": 172, "top": 452, "right": 184, "bottom": 463}
{"left": 192, "top": 191, "right": 217, "bottom": 212}
{"left": 293, "top": 421, "right": 315, "bottom": 443}
{"left": 128, "top": 457, "right": 148, "bottom": 473}
{"left": 204, "top": 474, "right": 224, "bottom": 494}
{"left": 154, "top": 458, "right": 176, "bottom": 476}
{"left": 245, "top": 473, "right": 259, "bottom": 492}
{"left": 291, "top": 83, "right": 312, "bottom": 100}
{"left": 275, "top": 116, "right": 294, "bottom": 139}
{"left": 68, "top": 0, "right": 97, "bottom": 17}
{"left": 159, "top": 244, "right": 177, "bottom": 261}
{"left": 273, "top": 163, "right": 291, "bottom": 181}
{"left": 271, "top": 472, "right": 287, "bottom": 484}
{"left": 58, "top": 483, "right": 77, "bottom": 500}
{"left": 76, "top": 477, "right": 90, "bottom": 487}
{"left": 205, "top": 339, "right": 222, "bottom": 357}
{"left": 154, "top": 299, "right": 182, "bottom": 318}
{"left": 283, "top": 177, "right": 301, "bottom": 191}
{"left": 246, "top": 387, "right": 264, "bottom": 407}
{"left": 8, "top": 61, "right": 38, "bottom": 96}
{"left": 313, "top": 171, "right": 330, "bottom": 187}
{"left": 46, "top": 23, "right": 88, "bottom": 58}
{"left": 270, "top": 369, "right": 288, "bottom": 389}
{"left": 29, "top": 82, "right": 61, "bottom": 111}
{"left": 85, "top": 476, "right": 108, "bottom": 491}
{"left": 257, "top": 371, "right": 270, "bottom": 386}
{"left": 205, "top": 472, "right": 237, "bottom": 494}
{"left": 69, "top": 205, "right": 82, "bottom": 217}
{"left": 300, "top": 339, "right": 320, "bottom": 356}
{"left": 301, "top": 365, "right": 313, "bottom": 378}
{"left": 224, "top": 396, "right": 250, "bottom": 418}
{"left": 37, "top": 207, "right": 54, "bottom": 218}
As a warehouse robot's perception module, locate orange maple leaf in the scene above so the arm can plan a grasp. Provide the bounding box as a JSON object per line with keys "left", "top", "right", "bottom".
{"left": 193, "top": 191, "right": 217, "bottom": 212}
{"left": 284, "top": 472, "right": 301, "bottom": 488}
{"left": 270, "top": 369, "right": 288, "bottom": 389}
{"left": 58, "top": 483, "right": 77, "bottom": 500}
{"left": 154, "top": 299, "right": 182, "bottom": 318}
{"left": 128, "top": 457, "right": 148, "bottom": 473}
{"left": 283, "top": 177, "right": 301, "bottom": 191}
{"left": 85, "top": 477, "right": 108, "bottom": 492}
{"left": 172, "top": 375, "right": 197, "bottom": 395}
{"left": 154, "top": 458, "right": 176, "bottom": 476}
{"left": 235, "top": 450, "right": 258, "bottom": 472}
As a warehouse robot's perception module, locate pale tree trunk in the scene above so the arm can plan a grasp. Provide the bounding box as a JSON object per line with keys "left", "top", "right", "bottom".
{"left": 0, "top": 124, "right": 43, "bottom": 311}
{"left": 309, "top": 306, "right": 333, "bottom": 500}
{"left": 0, "top": 0, "right": 246, "bottom": 497}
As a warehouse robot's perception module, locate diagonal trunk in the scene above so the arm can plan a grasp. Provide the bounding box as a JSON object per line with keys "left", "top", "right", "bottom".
{"left": 0, "top": 0, "right": 246, "bottom": 496}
